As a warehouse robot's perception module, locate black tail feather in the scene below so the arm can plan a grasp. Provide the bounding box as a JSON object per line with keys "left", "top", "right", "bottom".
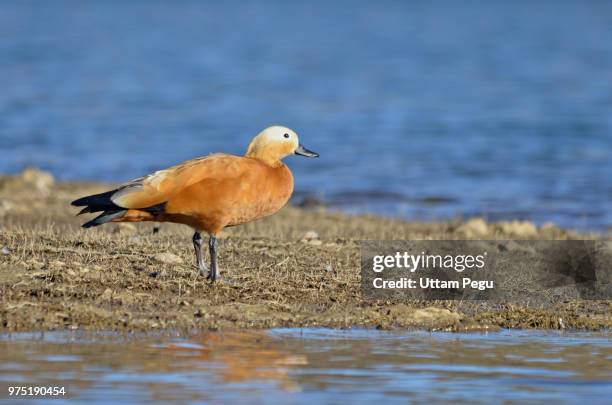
{"left": 77, "top": 206, "right": 95, "bottom": 215}
{"left": 82, "top": 210, "right": 127, "bottom": 228}
{"left": 73, "top": 189, "right": 166, "bottom": 228}
{"left": 71, "top": 189, "right": 116, "bottom": 206}
{"left": 72, "top": 189, "right": 126, "bottom": 227}
{"left": 72, "top": 189, "right": 121, "bottom": 214}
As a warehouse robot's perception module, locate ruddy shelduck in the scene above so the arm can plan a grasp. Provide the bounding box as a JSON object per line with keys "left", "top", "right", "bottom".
{"left": 72, "top": 126, "right": 318, "bottom": 281}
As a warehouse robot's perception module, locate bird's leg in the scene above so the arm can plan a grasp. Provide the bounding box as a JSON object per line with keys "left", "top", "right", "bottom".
{"left": 192, "top": 231, "right": 208, "bottom": 276}
{"left": 208, "top": 235, "right": 219, "bottom": 281}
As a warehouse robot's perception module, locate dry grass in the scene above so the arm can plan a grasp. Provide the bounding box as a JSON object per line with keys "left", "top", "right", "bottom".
{"left": 0, "top": 171, "right": 610, "bottom": 332}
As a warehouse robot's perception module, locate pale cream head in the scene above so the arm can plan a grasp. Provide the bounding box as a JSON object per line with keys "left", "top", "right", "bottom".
{"left": 245, "top": 126, "right": 318, "bottom": 166}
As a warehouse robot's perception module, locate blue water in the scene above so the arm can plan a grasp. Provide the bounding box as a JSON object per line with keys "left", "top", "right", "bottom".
{"left": 0, "top": 329, "right": 611, "bottom": 404}
{"left": 1, "top": 0, "right": 612, "bottom": 230}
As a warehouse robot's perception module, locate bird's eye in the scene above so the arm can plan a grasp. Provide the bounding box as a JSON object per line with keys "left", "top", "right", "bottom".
{"left": 283, "top": 133, "right": 290, "bottom": 139}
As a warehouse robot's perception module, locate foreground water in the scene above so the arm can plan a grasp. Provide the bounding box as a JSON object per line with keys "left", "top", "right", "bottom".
{"left": 0, "top": 329, "right": 610, "bottom": 404}
{"left": 1, "top": 1, "right": 612, "bottom": 230}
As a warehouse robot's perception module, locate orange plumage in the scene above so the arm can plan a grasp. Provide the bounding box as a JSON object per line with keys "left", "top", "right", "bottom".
{"left": 72, "top": 126, "right": 318, "bottom": 280}
{"left": 112, "top": 154, "right": 295, "bottom": 234}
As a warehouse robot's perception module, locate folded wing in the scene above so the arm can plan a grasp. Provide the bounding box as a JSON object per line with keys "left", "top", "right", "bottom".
{"left": 110, "top": 154, "right": 241, "bottom": 209}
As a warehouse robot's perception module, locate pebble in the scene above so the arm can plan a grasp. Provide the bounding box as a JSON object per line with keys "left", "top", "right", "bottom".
{"left": 100, "top": 288, "right": 113, "bottom": 301}
{"left": 153, "top": 252, "right": 184, "bottom": 265}
{"left": 0, "top": 200, "right": 13, "bottom": 216}
{"left": 112, "top": 223, "right": 138, "bottom": 235}
{"left": 1, "top": 246, "right": 9, "bottom": 255}
{"left": 302, "top": 230, "right": 319, "bottom": 240}
{"left": 50, "top": 260, "right": 66, "bottom": 268}
{"left": 456, "top": 218, "right": 488, "bottom": 237}
{"left": 301, "top": 230, "right": 322, "bottom": 245}
{"left": 29, "top": 260, "right": 45, "bottom": 270}
{"left": 20, "top": 167, "right": 55, "bottom": 195}
{"left": 495, "top": 220, "right": 537, "bottom": 236}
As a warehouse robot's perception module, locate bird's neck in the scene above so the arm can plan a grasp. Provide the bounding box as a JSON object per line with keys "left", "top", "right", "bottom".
{"left": 245, "top": 144, "right": 288, "bottom": 168}
{"left": 246, "top": 155, "right": 284, "bottom": 167}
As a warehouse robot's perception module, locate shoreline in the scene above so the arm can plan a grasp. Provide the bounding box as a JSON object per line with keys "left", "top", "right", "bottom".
{"left": 1, "top": 169, "right": 610, "bottom": 332}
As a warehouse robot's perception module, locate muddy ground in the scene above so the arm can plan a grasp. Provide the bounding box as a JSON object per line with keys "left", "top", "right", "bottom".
{"left": 0, "top": 169, "right": 610, "bottom": 332}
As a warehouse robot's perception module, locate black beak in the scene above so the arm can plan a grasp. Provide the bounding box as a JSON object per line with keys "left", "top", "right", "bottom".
{"left": 295, "top": 144, "right": 319, "bottom": 158}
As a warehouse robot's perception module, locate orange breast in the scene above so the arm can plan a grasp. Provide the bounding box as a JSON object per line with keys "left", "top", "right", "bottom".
{"left": 163, "top": 158, "right": 294, "bottom": 234}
